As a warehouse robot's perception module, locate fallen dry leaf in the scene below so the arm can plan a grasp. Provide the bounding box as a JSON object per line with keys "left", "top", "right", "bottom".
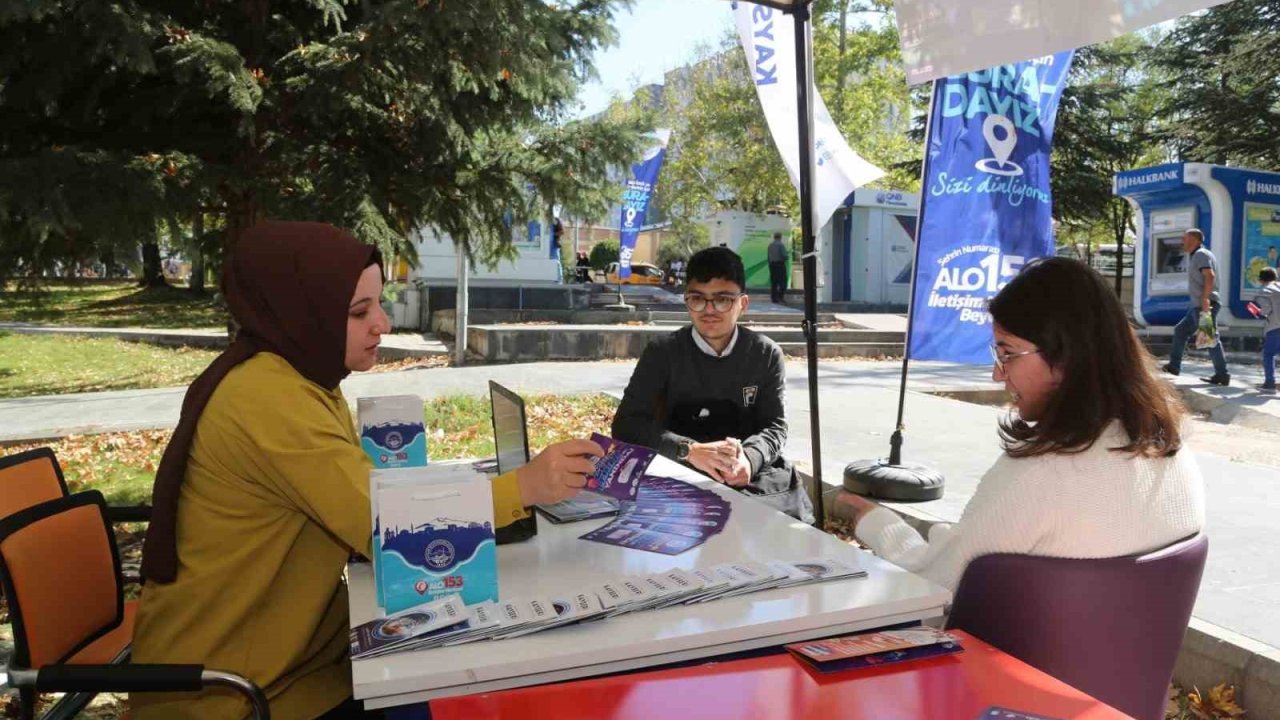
{"left": 1188, "top": 684, "right": 1246, "bottom": 719}
{"left": 362, "top": 355, "right": 452, "bottom": 373}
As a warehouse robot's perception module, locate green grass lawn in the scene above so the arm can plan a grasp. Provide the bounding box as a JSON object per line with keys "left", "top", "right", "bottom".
{"left": 0, "top": 281, "right": 226, "bottom": 329}
{"left": 424, "top": 392, "right": 619, "bottom": 460}
{"left": 2, "top": 392, "right": 618, "bottom": 511}
{"left": 0, "top": 332, "right": 220, "bottom": 399}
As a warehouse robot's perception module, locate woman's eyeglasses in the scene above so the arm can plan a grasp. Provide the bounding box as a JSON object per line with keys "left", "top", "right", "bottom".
{"left": 684, "top": 293, "right": 741, "bottom": 313}
{"left": 989, "top": 343, "right": 1040, "bottom": 371}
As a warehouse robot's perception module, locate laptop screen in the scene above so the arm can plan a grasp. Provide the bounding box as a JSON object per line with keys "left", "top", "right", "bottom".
{"left": 489, "top": 381, "right": 531, "bottom": 476}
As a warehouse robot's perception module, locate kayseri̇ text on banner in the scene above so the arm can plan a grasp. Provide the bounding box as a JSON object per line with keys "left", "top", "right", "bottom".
{"left": 732, "top": 1, "right": 883, "bottom": 229}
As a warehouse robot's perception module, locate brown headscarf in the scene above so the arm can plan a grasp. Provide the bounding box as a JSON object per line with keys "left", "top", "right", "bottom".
{"left": 141, "top": 222, "right": 381, "bottom": 583}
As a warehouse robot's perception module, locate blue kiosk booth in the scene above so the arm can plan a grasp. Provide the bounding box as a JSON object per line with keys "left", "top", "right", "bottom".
{"left": 1114, "top": 163, "right": 1280, "bottom": 328}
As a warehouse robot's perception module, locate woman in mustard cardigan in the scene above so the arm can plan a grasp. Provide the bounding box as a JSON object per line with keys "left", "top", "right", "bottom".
{"left": 132, "top": 222, "right": 601, "bottom": 720}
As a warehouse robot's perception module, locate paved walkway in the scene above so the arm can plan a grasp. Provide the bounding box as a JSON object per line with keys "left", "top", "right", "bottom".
{"left": 834, "top": 313, "right": 908, "bottom": 332}
{"left": 0, "top": 321, "right": 448, "bottom": 358}
{"left": 0, "top": 359, "right": 995, "bottom": 442}
{"left": 0, "top": 321, "right": 228, "bottom": 348}
{"left": 2, "top": 354, "right": 1279, "bottom": 651}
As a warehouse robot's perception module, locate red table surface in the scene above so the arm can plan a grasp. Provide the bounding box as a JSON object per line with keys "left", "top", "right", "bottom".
{"left": 430, "top": 631, "right": 1133, "bottom": 720}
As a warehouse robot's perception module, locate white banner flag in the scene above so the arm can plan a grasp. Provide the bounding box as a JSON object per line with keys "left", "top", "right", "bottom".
{"left": 733, "top": 2, "right": 885, "bottom": 231}
{"left": 894, "top": 0, "right": 1234, "bottom": 85}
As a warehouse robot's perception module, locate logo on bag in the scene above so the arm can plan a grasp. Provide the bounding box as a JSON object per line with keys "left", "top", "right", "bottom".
{"left": 385, "top": 431, "right": 403, "bottom": 450}
{"left": 743, "top": 386, "right": 758, "bottom": 406}
{"left": 425, "top": 539, "right": 456, "bottom": 570}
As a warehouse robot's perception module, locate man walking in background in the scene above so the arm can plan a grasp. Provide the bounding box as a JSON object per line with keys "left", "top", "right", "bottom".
{"left": 767, "top": 231, "right": 788, "bottom": 304}
{"left": 1163, "top": 228, "right": 1230, "bottom": 386}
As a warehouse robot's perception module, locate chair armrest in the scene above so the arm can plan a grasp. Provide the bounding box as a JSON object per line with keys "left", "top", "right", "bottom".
{"left": 5, "top": 665, "right": 270, "bottom": 720}
{"left": 105, "top": 505, "right": 152, "bottom": 523}
{"left": 33, "top": 664, "right": 204, "bottom": 693}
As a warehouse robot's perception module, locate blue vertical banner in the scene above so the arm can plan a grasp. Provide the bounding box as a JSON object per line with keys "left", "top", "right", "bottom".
{"left": 618, "top": 129, "right": 671, "bottom": 279}
{"left": 908, "top": 52, "right": 1074, "bottom": 363}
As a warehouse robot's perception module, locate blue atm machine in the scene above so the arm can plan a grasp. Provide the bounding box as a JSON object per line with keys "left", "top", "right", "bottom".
{"left": 1115, "top": 162, "right": 1280, "bottom": 328}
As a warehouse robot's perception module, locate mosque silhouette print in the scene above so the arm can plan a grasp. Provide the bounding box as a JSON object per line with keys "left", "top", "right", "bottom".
{"left": 379, "top": 516, "right": 493, "bottom": 574}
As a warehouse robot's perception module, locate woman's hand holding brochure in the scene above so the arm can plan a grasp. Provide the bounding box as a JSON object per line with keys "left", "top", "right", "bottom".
{"left": 516, "top": 439, "right": 605, "bottom": 506}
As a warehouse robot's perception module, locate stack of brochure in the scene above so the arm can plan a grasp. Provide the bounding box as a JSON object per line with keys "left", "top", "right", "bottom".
{"left": 351, "top": 556, "right": 865, "bottom": 659}
{"left": 350, "top": 596, "right": 470, "bottom": 659}
{"left": 785, "top": 627, "right": 963, "bottom": 673}
{"left": 536, "top": 492, "right": 620, "bottom": 524}
{"left": 680, "top": 558, "right": 865, "bottom": 604}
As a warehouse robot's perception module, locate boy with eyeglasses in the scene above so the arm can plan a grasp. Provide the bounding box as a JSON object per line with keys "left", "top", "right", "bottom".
{"left": 611, "top": 247, "right": 814, "bottom": 522}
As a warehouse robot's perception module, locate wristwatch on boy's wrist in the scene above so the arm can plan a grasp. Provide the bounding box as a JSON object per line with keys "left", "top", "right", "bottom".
{"left": 676, "top": 440, "right": 692, "bottom": 461}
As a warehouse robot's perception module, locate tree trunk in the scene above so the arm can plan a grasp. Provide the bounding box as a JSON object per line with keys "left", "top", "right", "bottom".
{"left": 1114, "top": 201, "right": 1131, "bottom": 299}
{"left": 222, "top": 192, "right": 260, "bottom": 339}
{"left": 139, "top": 241, "right": 167, "bottom": 288}
{"left": 224, "top": 192, "right": 260, "bottom": 260}
{"left": 99, "top": 248, "right": 116, "bottom": 279}
{"left": 833, "top": 0, "right": 849, "bottom": 123}
{"left": 1114, "top": 238, "right": 1124, "bottom": 299}
{"left": 190, "top": 211, "right": 206, "bottom": 294}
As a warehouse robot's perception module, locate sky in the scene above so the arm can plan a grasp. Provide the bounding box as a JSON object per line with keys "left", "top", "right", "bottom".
{"left": 572, "top": 0, "right": 735, "bottom": 119}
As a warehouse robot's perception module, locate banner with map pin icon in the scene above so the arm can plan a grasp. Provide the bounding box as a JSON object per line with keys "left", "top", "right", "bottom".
{"left": 908, "top": 51, "right": 1074, "bottom": 364}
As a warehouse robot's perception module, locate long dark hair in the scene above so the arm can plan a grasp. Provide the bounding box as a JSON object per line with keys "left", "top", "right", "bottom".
{"left": 988, "top": 257, "right": 1183, "bottom": 458}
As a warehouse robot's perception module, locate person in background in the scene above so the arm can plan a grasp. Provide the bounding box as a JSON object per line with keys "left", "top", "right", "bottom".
{"left": 132, "top": 222, "right": 601, "bottom": 720}
{"left": 767, "top": 231, "right": 788, "bottom": 304}
{"left": 1163, "top": 228, "right": 1230, "bottom": 386}
{"left": 612, "top": 247, "right": 813, "bottom": 522}
{"left": 1253, "top": 266, "right": 1280, "bottom": 394}
{"left": 840, "top": 258, "right": 1204, "bottom": 593}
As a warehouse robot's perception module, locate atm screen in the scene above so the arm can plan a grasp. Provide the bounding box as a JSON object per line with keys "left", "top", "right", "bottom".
{"left": 1155, "top": 236, "right": 1186, "bottom": 276}
{"left": 1146, "top": 205, "right": 1196, "bottom": 297}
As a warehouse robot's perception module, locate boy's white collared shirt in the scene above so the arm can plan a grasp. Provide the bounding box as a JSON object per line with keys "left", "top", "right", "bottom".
{"left": 692, "top": 326, "right": 739, "bottom": 358}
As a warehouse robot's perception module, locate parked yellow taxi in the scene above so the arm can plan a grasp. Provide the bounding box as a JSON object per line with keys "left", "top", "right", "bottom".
{"left": 604, "top": 262, "right": 666, "bottom": 285}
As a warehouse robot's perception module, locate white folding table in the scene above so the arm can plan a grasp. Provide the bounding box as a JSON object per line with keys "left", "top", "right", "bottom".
{"left": 349, "top": 456, "right": 949, "bottom": 710}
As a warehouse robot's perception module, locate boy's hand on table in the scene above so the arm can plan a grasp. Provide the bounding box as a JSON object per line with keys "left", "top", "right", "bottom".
{"left": 690, "top": 439, "right": 751, "bottom": 487}
{"left": 717, "top": 438, "right": 751, "bottom": 487}
{"left": 688, "top": 441, "right": 740, "bottom": 483}
{"left": 720, "top": 449, "right": 751, "bottom": 487}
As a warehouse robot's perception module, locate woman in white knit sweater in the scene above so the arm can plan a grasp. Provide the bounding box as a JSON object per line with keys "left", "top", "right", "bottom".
{"left": 846, "top": 257, "right": 1205, "bottom": 592}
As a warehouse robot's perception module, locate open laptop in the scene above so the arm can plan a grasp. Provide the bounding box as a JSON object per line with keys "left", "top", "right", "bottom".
{"left": 488, "top": 381, "right": 618, "bottom": 524}
{"left": 488, "top": 381, "right": 539, "bottom": 542}
{"left": 489, "top": 381, "right": 531, "bottom": 476}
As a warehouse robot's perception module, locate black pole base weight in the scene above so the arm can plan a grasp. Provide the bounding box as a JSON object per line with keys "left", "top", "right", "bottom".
{"left": 843, "top": 457, "right": 945, "bottom": 503}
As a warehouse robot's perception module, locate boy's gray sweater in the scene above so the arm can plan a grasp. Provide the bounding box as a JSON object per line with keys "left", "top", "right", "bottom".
{"left": 611, "top": 325, "right": 787, "bottom": 479}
